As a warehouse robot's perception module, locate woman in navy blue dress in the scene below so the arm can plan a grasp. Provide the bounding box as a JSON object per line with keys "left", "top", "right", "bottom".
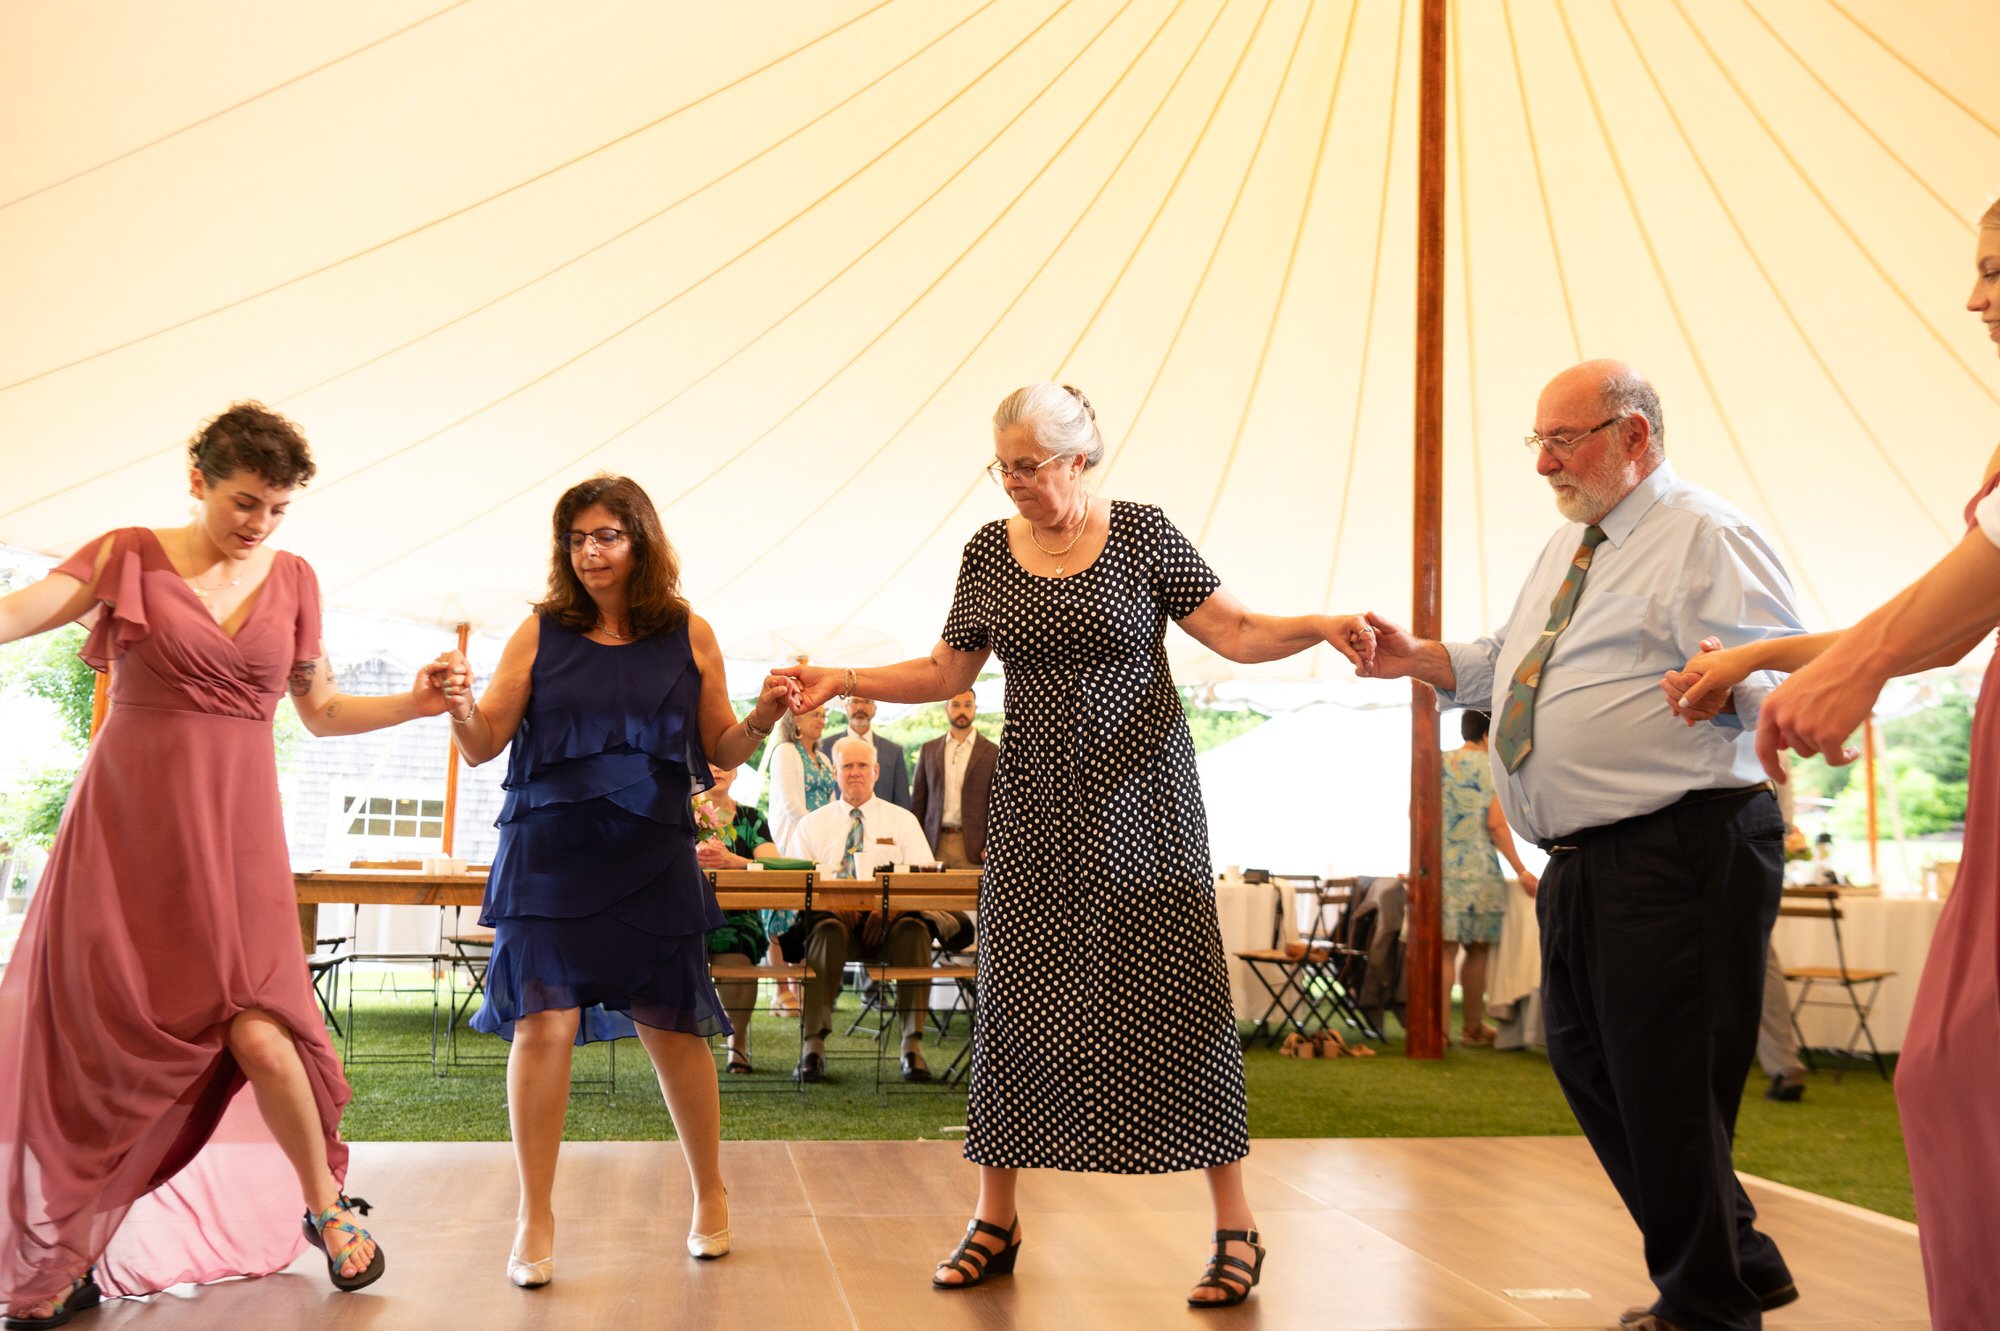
{"left": 439, "top": 475, "right": 791, "bottom": 1288}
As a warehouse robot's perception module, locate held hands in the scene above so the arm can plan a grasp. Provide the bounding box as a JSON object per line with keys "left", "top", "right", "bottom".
{"left": 769, "top": 664, "right": 838, "bottom": 712}
{"left": 1320, "top": 615, "right": 1378, "bottom": 672}
{"left": 751, "top": 672, "right": 797, "bottom": 728}
{"left": 1356, "top": 612, "right": 1422, "bottom": 680}
{"left": 1661, "top": 636, "right": 1740, "bottom": 726}
{"left": 424, "top": 649, "right": 476, "bottom": 722}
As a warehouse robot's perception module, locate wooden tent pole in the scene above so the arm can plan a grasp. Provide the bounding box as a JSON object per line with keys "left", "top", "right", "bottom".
{"left": 1864, "top": 716, "right": 1879, "bottom": 885}
{"left": 441, "top": 622, "right": 469, "bottom": 857}
{"left": 88, "top": 671, "right": 109, "bottom": 741}
{"left": 1406, "top": 0, "right": 1447, "bottom": 1060}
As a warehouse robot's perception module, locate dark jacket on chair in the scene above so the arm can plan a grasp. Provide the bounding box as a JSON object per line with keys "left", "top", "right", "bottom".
{"left": 911, "top": 731, "right": 999, "bottom": 864}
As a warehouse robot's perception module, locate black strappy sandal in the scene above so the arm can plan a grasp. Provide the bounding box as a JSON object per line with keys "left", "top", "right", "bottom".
{"left": 1188, "top": 1228, "right": 1265, "bottom": 1308}
{"left": 726, "top": 1050, "right": 754, "bottom": 1075}
{"left": 302, "top": 1194, "right": 386, "bottom": 1292}
{"left": 931, "top": 1217, "right": 1020, "bottom": 1289}
{"left": 3, "top": 1269, "right": 100, "bottom": 1330}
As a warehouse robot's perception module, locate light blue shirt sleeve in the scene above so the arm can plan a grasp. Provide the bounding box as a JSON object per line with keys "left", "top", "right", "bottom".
{"left": 1675, "top": 522, "right": 1807, "bottom": 733}
{"left": 1436, "top": 636, "right": 1501, "bottom": 711}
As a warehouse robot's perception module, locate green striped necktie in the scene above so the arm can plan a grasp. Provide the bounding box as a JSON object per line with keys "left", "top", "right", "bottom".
{"left": 1493, "top": 525, "right": 1607, "bottom": 773}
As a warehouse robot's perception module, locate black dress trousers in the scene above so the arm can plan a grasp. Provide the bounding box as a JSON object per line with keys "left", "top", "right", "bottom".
{"left": 1537, "top": 786, "right": 1792, "bottom": 1331}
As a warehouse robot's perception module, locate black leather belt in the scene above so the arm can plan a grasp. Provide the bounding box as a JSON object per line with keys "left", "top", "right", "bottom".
{"left": 1537, "top": 782, "right": 1775, "bottom": 854}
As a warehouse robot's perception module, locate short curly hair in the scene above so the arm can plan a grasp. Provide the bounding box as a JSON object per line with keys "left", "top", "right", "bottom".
{"left": 187, "top": 401, "right": 316, "bottom": 489}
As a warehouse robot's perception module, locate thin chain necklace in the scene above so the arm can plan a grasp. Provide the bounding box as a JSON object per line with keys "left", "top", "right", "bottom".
{"left": 182, "top": 526, "right": 242, "bottom": 600}
{"left": 596, "top": 618, "right": 636, "bottom": 641}
{"left": 1027, "top": 495, "right": 1091, "bottom": 575}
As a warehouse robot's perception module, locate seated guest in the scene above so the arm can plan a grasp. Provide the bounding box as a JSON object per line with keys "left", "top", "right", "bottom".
{"left": 911, "top": 689, "right": 999, "bottom": 870}
{"left": 779, "top": 735, "right": 939, "bottom": 1082}
{"left": 695, "top": 761, "right": 776, "bottom": 1075}
{"left": 820, "top": 694, "right": 912, "bottom": 808}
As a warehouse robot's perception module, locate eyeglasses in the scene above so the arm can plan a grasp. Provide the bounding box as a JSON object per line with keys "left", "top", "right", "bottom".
{"left": 559, "top": 527, "right": 629, "bottom": 553}
{"left": 1522, "top": 416, "right": 1623, "bottom": 460}
{"left": 985, "top": 454, "right": 1067, "bottom": 485}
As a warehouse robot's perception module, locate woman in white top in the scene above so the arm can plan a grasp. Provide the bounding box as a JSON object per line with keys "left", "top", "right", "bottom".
{"left": 756, "top": 705, "right": 833, "bottom": 1015}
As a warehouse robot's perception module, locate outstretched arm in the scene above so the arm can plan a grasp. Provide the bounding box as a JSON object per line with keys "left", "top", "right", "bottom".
{"left": 0, "top": 536, "right": 112, "bottom": 648}
{"left": 1757, "top": 526, "right": 2000, "bottom": 777}
{"left": 690, "top": 614, "right": 794, "bottom": 769}
{"left": 1174, "top": 586, "right": 1376, "bottom": 669}
{"left": 775, "top": 639, "right": 991, "bottom": 712}
{"left": 288, "top": 648, "right": 451, "bottom": 738}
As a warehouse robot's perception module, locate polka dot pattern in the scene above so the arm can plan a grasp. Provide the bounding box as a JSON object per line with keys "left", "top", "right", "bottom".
{"left": 944, "top": 501, "right": 1250, "bottom": 1174}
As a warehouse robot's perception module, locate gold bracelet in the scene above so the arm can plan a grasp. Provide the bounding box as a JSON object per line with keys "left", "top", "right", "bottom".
{"left": 452, "top": 705, "right": 477, "bottom": 725}
{"left": 840, "top": 667, "right": 856, "bottom": 699}
{"left": 742, "top": 713, "right": 772, "bottom": 740}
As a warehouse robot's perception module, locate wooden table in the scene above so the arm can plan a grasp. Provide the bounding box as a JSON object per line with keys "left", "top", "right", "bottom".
{"left": 294, "top": 868, "right": 983, "bottom": 953}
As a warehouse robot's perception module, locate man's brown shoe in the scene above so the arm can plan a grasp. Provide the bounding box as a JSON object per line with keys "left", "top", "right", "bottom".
{"left": 1618, "top": 1282, "right": 1797, "bottom": 1326}
{"left": 1611, "top": 1316, "right": 1686, "bottom": 1331}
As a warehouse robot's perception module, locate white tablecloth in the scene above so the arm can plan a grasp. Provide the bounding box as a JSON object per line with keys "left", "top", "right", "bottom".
{"left": 1769, "top": 895, "right": 1944, "bottom": 1051}
{"left": 1214, "top": 882, "right": 1301, "bottom": 1021}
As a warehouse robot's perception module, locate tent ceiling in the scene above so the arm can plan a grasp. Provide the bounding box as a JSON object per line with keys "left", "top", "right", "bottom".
{"left": 2, "top": 0, "right": 1996, "bottom": 678}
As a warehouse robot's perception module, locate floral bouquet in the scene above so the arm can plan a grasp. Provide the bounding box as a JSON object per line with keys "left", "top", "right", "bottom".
{"left": 692, "top": 792, "right": 729, "bottom": 842}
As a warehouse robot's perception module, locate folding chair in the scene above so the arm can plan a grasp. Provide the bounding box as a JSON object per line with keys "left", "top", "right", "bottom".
{"left": 1780, "top": 886, "right": 1895, "bottom": 1081}
{"left": 862, "top": 960, "right": 978, "bottom": 1093}
{"left": 1235, "top": 876, "right": 1358, "bottom": 1047}
{"left": 307, "top": 936, "right": 350, "bottom": 1038}
{"left": 712, "top": 958, "right": 813, "bottom": 1096}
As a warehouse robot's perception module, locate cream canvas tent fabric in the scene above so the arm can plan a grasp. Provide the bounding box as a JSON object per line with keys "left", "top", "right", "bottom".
{"left": 2, "top": 0, "right": 1997, "bottom": 676}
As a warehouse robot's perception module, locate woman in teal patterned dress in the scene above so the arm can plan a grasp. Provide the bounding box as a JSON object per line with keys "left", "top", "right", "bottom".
{"left": 695, "top": 762, "right": 776, "bottom": 1073}
{"left": 1440, "top": 710, "right": 1537, "bottom": 1045}
{"left": 755, "top": 707, "right": 834, "bottom": 1015}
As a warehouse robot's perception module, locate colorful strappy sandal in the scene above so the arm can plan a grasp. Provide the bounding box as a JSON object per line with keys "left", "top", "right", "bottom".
{"left": 3, "top": 1268, "right": 100, "bottom": 1330}
{"left": 1188, "top": 1228, "right": 1265, "bottom": 1308}
{"left": 931, "top": 1217, "right": 1021, "bottom": 1289}
{"left": 302, "top": 1194, "right": 387, "bottom": 1292}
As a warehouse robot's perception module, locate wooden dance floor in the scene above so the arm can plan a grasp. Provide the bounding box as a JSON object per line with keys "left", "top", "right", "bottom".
{"left": 87, "top": 1137, "right": 1928, "bottom": 1330}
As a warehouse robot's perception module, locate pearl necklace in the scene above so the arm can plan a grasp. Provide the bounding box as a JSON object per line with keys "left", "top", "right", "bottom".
{"left": 1027, "top": 496, "right": 1091, "bottom": 575}
{"left": 183, "top": 527, "right": 242, "bottom": 600}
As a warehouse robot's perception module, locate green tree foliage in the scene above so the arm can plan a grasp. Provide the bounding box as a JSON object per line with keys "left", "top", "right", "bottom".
{"left": 0, "top": 625, "right": 94, "bottom": 848}
{"left": 1784, "top": 676, "right": 1972, "bottom": 838}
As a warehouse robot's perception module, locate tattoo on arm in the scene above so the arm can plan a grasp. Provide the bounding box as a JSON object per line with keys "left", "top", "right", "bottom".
{"left": 287, "top": 660, "right": 316, "bottom": 697}
{"left": 322, "top": 700, "right": 342, "bottom": 720}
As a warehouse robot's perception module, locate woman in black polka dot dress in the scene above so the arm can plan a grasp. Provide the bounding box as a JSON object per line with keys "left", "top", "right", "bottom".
{"left": 777, "top": 383, "right": 1375, "bottom": 1308}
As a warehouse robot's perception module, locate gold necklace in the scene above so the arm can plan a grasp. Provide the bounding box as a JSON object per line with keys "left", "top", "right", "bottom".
{"left": 182, "top": 527, "right": 242, "bottom": 600}
{"left": 596, "top": 620, "right": 636, "bottom": 641}
{"left": 1027, "top": 495, "right": 1091, "bottom": 574}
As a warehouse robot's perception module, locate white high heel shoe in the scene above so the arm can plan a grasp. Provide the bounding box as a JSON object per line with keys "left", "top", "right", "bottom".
{"left": 688, "top": 1190, "right": 731, "bottom": 1258}
{"left": 507, "top": 1253, "right": 554, "bottom": 1287}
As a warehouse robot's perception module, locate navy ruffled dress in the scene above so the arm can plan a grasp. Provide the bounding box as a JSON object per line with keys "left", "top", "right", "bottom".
{"left": 472, "top": 616, "right": 729, "bottom": 1045}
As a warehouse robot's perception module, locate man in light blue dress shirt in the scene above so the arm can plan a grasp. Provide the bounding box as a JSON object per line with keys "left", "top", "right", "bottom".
{"left": 1360, "top": 361, "right": 1806, "bottom": 1331}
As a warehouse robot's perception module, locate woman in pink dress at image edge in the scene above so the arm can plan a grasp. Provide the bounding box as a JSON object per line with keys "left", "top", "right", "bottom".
{"left": 1663, "top": 200, "right": 2000, "bottom": 1330}
{"left": 0, "top": 403, "right": 454, "bottom": 1328}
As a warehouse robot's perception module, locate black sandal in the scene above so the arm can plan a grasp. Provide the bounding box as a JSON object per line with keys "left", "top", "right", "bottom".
{"left": 302, "top": 1194, "right": 386, "bottom": 1292}
{"left": 931, "top": 1217, "right": 1020, "bottom": 1289}
{"left": 1188, "top": 1228, "right": 1265, "bottom": 1308}
{"left": 726, "top": 1051, "right": 754, "bottom": 1075}
{"left": 3, "top": 1269, "right": 100, "bottom": 1330}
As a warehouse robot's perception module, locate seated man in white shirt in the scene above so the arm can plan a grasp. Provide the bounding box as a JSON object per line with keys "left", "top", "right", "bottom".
{"left": 780, "top": 735, "right": 940, "bottom": 1083}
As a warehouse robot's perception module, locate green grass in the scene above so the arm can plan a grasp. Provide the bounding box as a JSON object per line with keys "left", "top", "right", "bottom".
{"left": 335, "top": 979, "right": 1914, "bottom": 1220}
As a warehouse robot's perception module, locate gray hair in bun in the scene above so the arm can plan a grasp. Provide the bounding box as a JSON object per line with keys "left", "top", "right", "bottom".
{"left": 993, "top": 382, "right": 1106, "bottom": 470}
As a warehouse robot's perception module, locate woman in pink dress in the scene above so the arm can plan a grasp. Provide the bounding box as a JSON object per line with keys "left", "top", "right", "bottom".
{"left": 0, "top": 403, "right": 453, "bottom": 1327}
{"left": 1664, "top": 203, "right": 2000, "bottom": 1329}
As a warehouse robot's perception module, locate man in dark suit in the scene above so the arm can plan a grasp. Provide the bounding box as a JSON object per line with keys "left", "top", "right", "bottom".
{"left": 819, "top": 695, "right": 911, "bottom": 808}
{"left": 911, "top": 690, "right": 998, "bottom": 869}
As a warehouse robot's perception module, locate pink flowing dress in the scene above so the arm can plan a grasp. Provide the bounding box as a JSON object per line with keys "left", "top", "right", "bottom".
{"left": 1894, "top": 474, "right": 2000, "bottom": 1329}
{"left": 0, "top": 528, "right": 349, "bottom": 1308}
